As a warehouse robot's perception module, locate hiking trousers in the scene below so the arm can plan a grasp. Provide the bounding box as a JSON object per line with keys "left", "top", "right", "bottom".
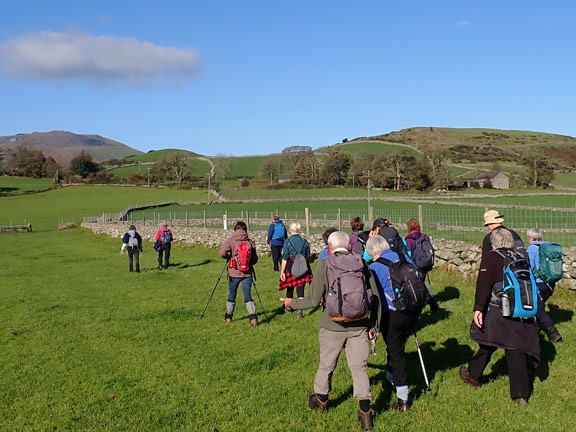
{"left": 468, "top": 344, "right": 530, "bottom": 399}
{"left": 228, "top": 276, "right": 254, "bottom": 303}
{"left": 158, "top": 244, "right": 171, "bottom": 268}
{"left": 535, "top": 282, "right": 554, "bottom": 330}
{"left": 127, "top": 246, "right": 140, "bottom": 272}
{"left": 271, "top": 245, "right": 283, "bottom": 271}
{"left": 314, "top": 328, "right": 371, "bottom": 401}
{"left": 382, "top": 310, "right": 419, "bottom": 387}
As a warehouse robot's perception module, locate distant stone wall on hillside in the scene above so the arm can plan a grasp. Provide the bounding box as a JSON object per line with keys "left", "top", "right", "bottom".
{"left": 82, "top": 222, "right": 576, "bottom": 291}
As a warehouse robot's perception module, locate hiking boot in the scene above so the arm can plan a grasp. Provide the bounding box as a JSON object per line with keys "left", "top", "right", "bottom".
{"left": 224, "top": 313, "right": 233, "bottom": 323}
{"left": 250, "top": 318, "right": 259, "bottom": 327}
{"left": 297, "top": 310, "right": 304, "bottom": 318}
{"left": 284, "top": 306, "right": 294, "bottom": 313}
{"left": 513, "top": 397, "right": 529, "bottom": 406}
{"left": 391, "top": 399, "right": 411, "bottom": 412}
{"left": 381, "top": 379, "right": 396, "bottom": 392}
{"left": 158, "top": 266, "right": 163, "bottom": 270}
{"left": 357, "top": 409, "right": 374, "bottom": 430}
{"left": 308, "top": 393, "right": 327, "bottom": 413}
{"left": 545, "top": 326, "right": 563, "bottom": 342}
{"left": 459, "top": 366, "right": 481, "bottom": 388}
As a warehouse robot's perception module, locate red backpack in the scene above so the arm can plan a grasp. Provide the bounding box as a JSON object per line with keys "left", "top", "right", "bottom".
{"left": 229, "top": 241, "right": 252, "bottom": 272}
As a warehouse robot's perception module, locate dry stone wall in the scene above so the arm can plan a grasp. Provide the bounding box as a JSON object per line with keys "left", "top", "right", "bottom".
{"left": 82, "top": 222, "right": 576, "bottom": 291}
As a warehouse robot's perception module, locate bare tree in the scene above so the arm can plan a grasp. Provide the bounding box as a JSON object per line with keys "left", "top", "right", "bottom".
{"left": 213, "top": 154, "right": 233, "bottom": 180}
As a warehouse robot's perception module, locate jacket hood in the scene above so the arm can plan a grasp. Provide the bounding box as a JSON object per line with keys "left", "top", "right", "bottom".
{"left": 128, "top": 230, "right": 136, "bottom": 237}
{"left": 231, "top": 229, "right": 250, "bottom": 241}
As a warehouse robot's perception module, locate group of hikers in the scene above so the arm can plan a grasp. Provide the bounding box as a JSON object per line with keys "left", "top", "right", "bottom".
{"left": 119, "top": 210, "right": 564, "bottom": 430}
{"left": 119, "top": 222, "right": 174, "bottom": 272}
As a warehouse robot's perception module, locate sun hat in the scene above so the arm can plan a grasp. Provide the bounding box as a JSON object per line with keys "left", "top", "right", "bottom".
{"left": 483, "top": 210, "right": 505, "bottom": 226}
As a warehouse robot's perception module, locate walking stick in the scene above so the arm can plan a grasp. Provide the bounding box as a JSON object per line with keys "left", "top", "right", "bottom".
{"left": 200, "top": 259, "right": 229, "bottom": 319}
{"left": 251, "top": 269, "right": 270, "bottom": 323}
{"left": 413, "top": 330, "right": 431, "bottom": 392}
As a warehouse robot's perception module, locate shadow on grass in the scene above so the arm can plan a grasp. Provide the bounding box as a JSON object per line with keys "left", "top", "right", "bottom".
{"left": 370, "top": 337, "right": 475, "bottom": 413}
{"left": 434, "top": 286, "right": 461, "bottom": 303}
{"left": 416, "top": 307, "right": 451, "bottom": 332}
{"left": 548, "top": 303, "right": 574, "bottom": 324}
{"left": 167, "top": 259, "right": 213, "bottom": 269}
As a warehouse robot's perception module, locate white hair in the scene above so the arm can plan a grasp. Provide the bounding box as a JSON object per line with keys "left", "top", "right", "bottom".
{"left": 527, "top": 228, "right": 543, "bottom": 241}
{"left": 366, "top": 235, "right": 390, "bottom": 257}
{"left": 327, "top": 231, "right": 350, "bottom": 249}
{"left": 289, "top": 222, "right": 301, "bottom": 234}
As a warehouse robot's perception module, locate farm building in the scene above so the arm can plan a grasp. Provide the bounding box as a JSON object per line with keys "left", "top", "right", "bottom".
{"left": 466, "top": 171, "right": 509, "bottom": 189}
{"left": 278, "top": 173, "right": 293, "bottom": 183}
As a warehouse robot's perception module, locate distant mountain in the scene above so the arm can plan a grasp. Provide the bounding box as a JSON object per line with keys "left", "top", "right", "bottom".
{"left": 0, "top": 131, "right": 143, "bottom": 166}
{"left": 359, "top": 127, "right": 576, "bottom": 150}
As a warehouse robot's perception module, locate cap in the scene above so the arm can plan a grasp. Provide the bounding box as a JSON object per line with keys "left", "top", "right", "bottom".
{"left": 372, "top": 218, "right": 389, "bottom": 229}
{"left": 483, "top": 210, "right": 504, "bottom": 226}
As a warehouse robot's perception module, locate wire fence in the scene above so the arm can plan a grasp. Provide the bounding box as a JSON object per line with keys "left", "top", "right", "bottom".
{"left": 83, "top": 205, "right": 576, "bottom": 247}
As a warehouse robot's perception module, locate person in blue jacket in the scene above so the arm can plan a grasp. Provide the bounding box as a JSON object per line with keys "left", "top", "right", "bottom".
{"left": 267, "top": 215, "right": 287, "bottom": 271}
{"left": 366, "top": 235, "right": 421, "bottom": 412}
{"left": 526, "top": 228, "right": 562, "bottom": 342}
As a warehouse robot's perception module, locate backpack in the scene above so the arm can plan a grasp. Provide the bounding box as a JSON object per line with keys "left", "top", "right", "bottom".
{"left": 229, "top": 240, "right": 253, "bottom": 272}
{"left": 534, "top": 242, "right": 563, "bottom": 284}
{"left": 350, "top": 231, "right": 365, "bottom": 255}
{"left": 376, "top": 255, "right": 427, "bottom": 312}
{"left": 288, "top": 240, "right": 309, "bottom": 278}
{"left": 325, "top": 254, "right": 372, "bottom": 323}
{"left": 411, "top": 234, "right": 435, "bottom": 272}
{"left": 161, "top": 230, "right": 172, "bottom": 245}
{"left": 379, "top": 226, "right": 410, "bottom": 257}
{"left": 272, "top": 222, "right": 286, "bottom": 241}
{"left": 493, "top": 250, "right": 538, "bottom": 319}
{"left": 127, "top": 234, "right": 139, "bottom": 248}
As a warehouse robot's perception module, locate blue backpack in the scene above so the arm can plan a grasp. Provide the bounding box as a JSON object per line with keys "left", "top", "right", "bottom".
{"left": 161, "top": 230, "right": 172, "bottom": 244}
{"left": 272, "top": 222, "right": 286, "bottom": 241}
{"left": 494, "top": 250, "right": 538, "bottom": 319}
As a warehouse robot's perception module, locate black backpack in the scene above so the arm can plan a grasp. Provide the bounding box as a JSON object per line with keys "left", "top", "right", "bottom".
{"left": 378, "top": 226, "right": 409, "bottom": 257}
{"left": 411, "top": 234, "right": 435, "bottom": 272}
{"left": 376, "top": 255, "right": 427, "bottom": 312}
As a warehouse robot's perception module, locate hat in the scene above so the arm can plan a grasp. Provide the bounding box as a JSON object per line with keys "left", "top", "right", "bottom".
{"left": 483, "top": 210, "right": 504, "bottom": 226}
{"left": 372, "top": 218, "right": 389, "bottom": 229}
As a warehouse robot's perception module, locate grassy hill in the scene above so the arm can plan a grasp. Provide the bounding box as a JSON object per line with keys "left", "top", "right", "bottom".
{"left": 123, "top": 149, "right": 203, "bottom": 163}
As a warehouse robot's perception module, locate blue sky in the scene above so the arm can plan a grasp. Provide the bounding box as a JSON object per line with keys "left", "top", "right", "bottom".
{"left": 1, "top": 1, "right": 575, "bottom": 156}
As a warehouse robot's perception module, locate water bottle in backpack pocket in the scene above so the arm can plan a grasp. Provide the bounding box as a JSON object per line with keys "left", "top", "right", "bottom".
{"left": 376, "top": 255, "right": 427, "bottom": 312}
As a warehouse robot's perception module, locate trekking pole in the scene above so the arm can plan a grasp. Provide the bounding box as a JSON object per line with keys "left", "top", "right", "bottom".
{"left": 413, "top": 330, "right": 431, "bottom": 393}
{"left": 426, "top": 273, "right": 439, "bottom": 312}
{"left": 200, "top": 259, "right": 229, "bottom": 319}
{"left": 251, "top": 270, "right": 270, "bottom": 323}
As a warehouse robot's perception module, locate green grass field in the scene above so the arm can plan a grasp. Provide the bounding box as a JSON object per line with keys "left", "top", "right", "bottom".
{"left": 0, "top": 176, "right": 53, "bottom": 196}
{"left": 328, "top": 141, "right": 422, "bottom": 157}
{"left": 123, "top": 149, "right": 202, "bottom": 163}
{"left": 1, "top": 227, "right": 575, "bottom": 431}
{"left": 108, "top": 158, "right": 212, "bottom": 179}
{"left": 1, "top": 184, "right": 576, "bottom": 430}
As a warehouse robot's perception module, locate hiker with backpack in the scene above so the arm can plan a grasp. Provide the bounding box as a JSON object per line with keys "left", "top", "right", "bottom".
{"left": 219, "top": 221, "right": 259, "bottom": 326}
{"left": 349, "top": 217, "right": 366, "bottom": 255}
{"left": 280, "top": 231, "right": 381, "bottom": 430}
{"left": 318, "top": 227, "right": 338, "bottom": 262}
{"left": 405, "top": 218, "right": 434, "bottom": 274}
{"left": 366, "top": 235, "right": 427, "bottom": 412}
{"left": 279, "top": 222, "right": 313, "bottom": 318}
{"left": 267, "top": 215, "right": 287, "bottom": 272}
{"left": 481, "top": 210, "right": 526, "bottom": 259}
{"left": 526, "top": 228, "right": 563, "bottom": 342}
{"left": 120, "top": 224, "right": 143, "bottom": 273}
{"left": 154, "top": 222, "right": 173, "bottom": 270}
{"left": 460, "top": 229, "right": 540, "bottom": 405}
{"left": 360, "top": 217, "right": 391, "bottom": 262}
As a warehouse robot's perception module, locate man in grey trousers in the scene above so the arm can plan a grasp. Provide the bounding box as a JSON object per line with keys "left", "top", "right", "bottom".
{"left": 281, "top": 231, "right": 381, "bottom": 430}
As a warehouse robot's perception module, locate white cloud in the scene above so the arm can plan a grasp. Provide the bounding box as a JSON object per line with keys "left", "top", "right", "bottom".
{"left": 0, "top": 30, "right": 201, "bottom": 86}
{"left": 455, "top": 21, "right": 471, "bottom": 27}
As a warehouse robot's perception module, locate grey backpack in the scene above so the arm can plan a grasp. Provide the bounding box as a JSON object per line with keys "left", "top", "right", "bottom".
{"left": 325, "top": 254, "right": 372, "bottom": 323}
{"left": 127, "top": 234, "right": 139, "bottom": 248}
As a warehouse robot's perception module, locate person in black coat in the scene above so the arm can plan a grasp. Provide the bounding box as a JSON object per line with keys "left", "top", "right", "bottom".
{"left": 460, "top": 229, "right": 540, "bottom": 405}
{"left": 121, "top": 225, "right": 143, "bottom": 273}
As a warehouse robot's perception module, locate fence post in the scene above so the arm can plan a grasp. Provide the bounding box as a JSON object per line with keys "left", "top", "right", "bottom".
{"left": 338, "top": 208, "right": 342, "bottom": 230}
{"left": 186, "top": 210, "right": 189, "bottom": 228}
{"left": 418, "top": 204, "right": 423, "bottom": 230}
{"left": 224, "top": 210, "right": 228, "bottom": 230}
{"left": 204, "top": 209, "right": 207, "bottom": 228}
{"left": 143, "top": 215, "right": 146, "bottom": 226}
{"left": 247, "top": 210, "right": 250, "bottom": 231}
{"left": 369, "top": 206, "right": 374, "bottom": 225}
{"left": 305, "top": 207, "right": 310, "bottom": 236}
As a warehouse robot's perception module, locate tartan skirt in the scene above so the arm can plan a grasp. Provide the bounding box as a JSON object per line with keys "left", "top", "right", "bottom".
{"left": 279, "top": 257, "right": 313, "bottom": 291}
